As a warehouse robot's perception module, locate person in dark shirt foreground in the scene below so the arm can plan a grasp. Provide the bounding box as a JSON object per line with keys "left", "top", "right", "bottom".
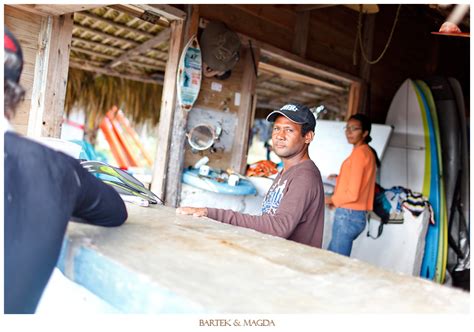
{"left": 177, "top": 103, "right": 325, "bottom": 248}
{"left": 4, "top": 27, "right": 128, "bottom": 314}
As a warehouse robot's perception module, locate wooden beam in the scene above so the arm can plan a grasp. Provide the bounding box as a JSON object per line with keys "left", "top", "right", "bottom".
{"left": 258, "top": 80, "right": 294, "bottom": 94}
{"left": 73, "top": 36, "right": 124, "bottom": 54}
{"left": 69, "top": 60, "right": 164, "bottom": 85}
{"left": 150, "top": 20, "right": 185, "bottom": 203}
{"left": 230, "top": 45, "right": 260, "bottom": 174}
{"left": 27, "top": 16, "right": 51, "bottom": 137}
{"left": 108, "top": 5, "right": 170, "bottom": 27}
{"left": 71, "top": 45, "right": 165, "bottom": 71}
{"left": 260, "top": 43, "right": 361, "bottom": 84}
{"left": 198, "top": 7, "right": 294, "bottom": 53}
{"left": 12, "top": 4, "right": 105, "bottom": 17}
{"left": 163, "top": 4, "right": 201, "bottom": 208}
{"left": 43, "top": 14, "right": 74, "bottom": 138}
{"left": 232, "top": 4, "right": 296, "bottom": 32}
{"left": 107, "top": 28, "right": 171, "bottom": 68}
{"left": 344, "top": 4, "right": 379, "bottom": 14}
{"left": 135, "top": 4, "right": 187, "bottom": 21}
{"left": 292, "top": 11, "right": 310, "bottom": 57}
{"left": 358, "top": 14, "right": 376, "bottom": 81}
{"left": 76, "top": 11, "right": 156, "bottom": 39}
{"left": 73, "top": 24, "right": 140, "bottom": 47}
{"left": 257, "top": 72, "right": 278, "bottom": 84}
{"left": 269, "top": 84, "right": 334, "bottom": 106}
{"left": 296, "top": 5, "right": 337, "bottom": 12}
{"left": 258, "top": 77, "right": 297, "bottom": 94}
{"left": 71, "top": 46, "right": 115, "bottom": 60}
{"left": 184, "top": 4, "right": 200, "bottom": 40}
{"left": 132, "top": 57, "right": 167, "bottom": 69}
{"left": 259, "top": 62, "right": 346, "bottom": 92}
{"left": 347, "top": 81, "right": 363, "bottom": 119}
{"left": 256, "top": 102, "right": 279, "bottom": 110}
{"left": 72, "top": 36, "right": 168, "bottom": 58}
{"left": 358, "top": 13, "right": 376, "bottom": 114}
{"left": 120, "top": 59, "right": 165, "bottom": 72}
{"left": 70, "top": 58, "right": 105, "bottom": 68}
{"left": 28, "top": 14, "right": 74, "bottom": 138}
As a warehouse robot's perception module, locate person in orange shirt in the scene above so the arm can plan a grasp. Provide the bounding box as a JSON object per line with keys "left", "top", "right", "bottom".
{"left": 325, "top": 114, "right": 379, "bottom": 256}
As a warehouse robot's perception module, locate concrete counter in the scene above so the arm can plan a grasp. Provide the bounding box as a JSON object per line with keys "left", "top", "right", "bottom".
{"left": 57, "top": 203, "right": 469, "bottom": 313}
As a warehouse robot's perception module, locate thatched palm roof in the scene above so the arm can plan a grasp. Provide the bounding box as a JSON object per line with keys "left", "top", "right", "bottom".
{"left": 65, "top": 68, "right": 163, "bottom": 125}
{"left": 65, "top": 5, "right": 169, "bottom": 126}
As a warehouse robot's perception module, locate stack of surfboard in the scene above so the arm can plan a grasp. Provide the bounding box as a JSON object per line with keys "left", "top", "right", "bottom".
{"left": 381, "top": 78, "right": 469, "bottom": 284}
{"left": 100, "top": 106, "right": 153, "bottom": 169}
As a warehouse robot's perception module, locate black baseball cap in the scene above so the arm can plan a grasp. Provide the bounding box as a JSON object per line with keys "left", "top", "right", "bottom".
{"left": 4, "top": 26, "right": 24, "bottom": 83}
{"left": 266, "top": 103, "right": 316, "bottom": 131}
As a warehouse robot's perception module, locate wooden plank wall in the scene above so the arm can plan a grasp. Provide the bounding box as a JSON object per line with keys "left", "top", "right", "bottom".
{"left": 307, "top": 6, "right": 360, "bottom": 77}
{"left": 5, "top": 6, "right": 44, "bottom": 135}
{"left": 183, "top": 45, "right": 249, "bottom": 171}
{"left": 230, "top": 46, "right": 260, "bottom": 174}
{"left": 5, "top": 5, "right": 73, "bottom": 137}
{"left": 368, "top": 5, "right": 441, "bottom": 124}
{"left": 199, "top": 5, "right": 295, "bottom": 55}
{"left": 190, "top": 5, "right": 291, "bottom": 175}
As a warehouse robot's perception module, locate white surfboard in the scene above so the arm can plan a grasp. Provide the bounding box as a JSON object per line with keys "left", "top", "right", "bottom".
{"left": 308, "top": 120, "right": 392, "bottom": 177}
{"left": 380, "top": 79, "right": 429, "bottom": 194}
{"left": 351, "top": 209, "right": 430, "bottom": 276}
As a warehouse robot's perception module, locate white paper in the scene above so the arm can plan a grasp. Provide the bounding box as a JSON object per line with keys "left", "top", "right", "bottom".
{"left": 234, "top": 92, "right": 241, "bottom": 106}
{"left": 211, "top": 81, "right": 222, "bottom": 92}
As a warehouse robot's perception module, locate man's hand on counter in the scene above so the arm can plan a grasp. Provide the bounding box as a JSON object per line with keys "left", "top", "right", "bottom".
{"left": 176, "top": 207, "right": 208, "bottom": 217}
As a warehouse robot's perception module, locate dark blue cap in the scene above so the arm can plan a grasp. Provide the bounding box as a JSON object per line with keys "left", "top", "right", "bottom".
{"left": 266, "top": 103, "right": 316, "bottom": 131}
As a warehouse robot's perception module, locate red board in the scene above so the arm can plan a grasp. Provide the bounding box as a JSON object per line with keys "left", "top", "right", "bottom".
{"left": 431, "top": 31, "right": 470, "bottom": 38}
{"left": 100, "top": 116, "right": 130, "bottom": 169}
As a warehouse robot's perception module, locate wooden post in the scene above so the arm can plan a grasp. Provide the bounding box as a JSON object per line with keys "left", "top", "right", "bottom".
{"left": 150, "top": 19, "right": 185, "bottom": 202}
{"left": 346, "top": 81, "right": 362, "bottom": 119}
{"left": 164, "top": 4, "right": 200, "bottom": 207}
{"left": 230, "top": 45, "right": 260, "bottom": 174}
{"left": 292, "top": 11, "right": 310, "bottom": 58}
{"left": 358, "top": 13, "right": 376, "bottom": 116}
{"left": 43, "top": 14, "right": 73, "bottom": 138}
{"left": 26, "top": 16, "right": 50, "bottom": 137}
{"left": 28, "top": 13, "right": 73, "bottom": 138}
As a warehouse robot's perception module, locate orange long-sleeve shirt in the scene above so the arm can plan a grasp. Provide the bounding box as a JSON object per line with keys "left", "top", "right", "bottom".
{"left": 331, "top": 144, "right": 376, "bottom": 211}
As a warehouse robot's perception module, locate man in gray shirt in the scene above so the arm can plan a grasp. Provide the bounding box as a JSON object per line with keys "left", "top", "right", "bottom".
{"left": 177, "top": 103, "right": 325, "bottom": 248}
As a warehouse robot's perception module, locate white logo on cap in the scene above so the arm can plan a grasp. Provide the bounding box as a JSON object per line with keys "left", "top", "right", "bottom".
{"left": 280, "top": 104, "right": 299, "bottom": 112}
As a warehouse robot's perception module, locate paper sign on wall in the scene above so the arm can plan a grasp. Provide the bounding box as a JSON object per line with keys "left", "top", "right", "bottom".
{"left": 211, "top": 82, "right": 223, "bottom": 92}
{"left": 234, "top": 92, "right": 241, "bottom": 106}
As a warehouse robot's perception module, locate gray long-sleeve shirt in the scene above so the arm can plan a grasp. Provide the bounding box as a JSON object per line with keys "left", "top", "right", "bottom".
{"left": 207, "top": 159, "right": 325, "bottom": 248}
